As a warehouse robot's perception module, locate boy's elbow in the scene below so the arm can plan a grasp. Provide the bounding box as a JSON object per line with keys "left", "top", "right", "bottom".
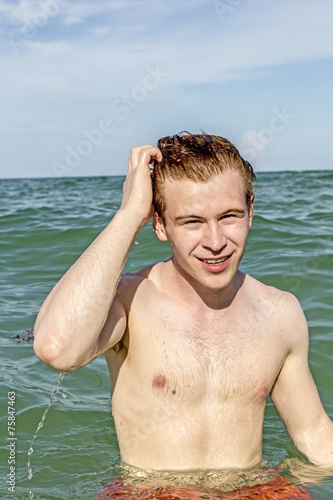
{"left": 33, "top": 333, "right": 74, "bottom": 374}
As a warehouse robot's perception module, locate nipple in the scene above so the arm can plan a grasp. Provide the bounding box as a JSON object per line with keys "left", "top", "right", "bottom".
{"left": 152, "top": 374, "right": 166, "bottom": 389}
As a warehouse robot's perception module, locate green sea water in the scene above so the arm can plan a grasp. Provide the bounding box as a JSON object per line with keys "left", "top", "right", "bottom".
{"left": 0, "top": 171, "right": 332, "bottom": 499}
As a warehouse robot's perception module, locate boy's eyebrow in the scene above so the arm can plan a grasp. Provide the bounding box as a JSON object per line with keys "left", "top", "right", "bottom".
{"left": 174, "top": 209, "right": 245, "bottom": 221}
{"left": 174, "top": 214, "right": 202, "bottom": 221}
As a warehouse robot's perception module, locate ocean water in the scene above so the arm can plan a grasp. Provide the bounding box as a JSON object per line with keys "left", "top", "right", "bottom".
{"left": 0, "top": 171, "right": 333, "bottom": 500}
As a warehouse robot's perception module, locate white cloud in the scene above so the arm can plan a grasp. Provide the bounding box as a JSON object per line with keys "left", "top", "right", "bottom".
{"left": 0, "top": 0, "right": 332, "bottom": 177}
{"left": 3, "top": 0, "right": 333, "bottom": 76}
{"left": 59, "top": 0, "right": 143, "bottom": 26}
{"left": 28, "top": 39, "right": 71, "bottom": 55}
{"left": 117, "top": 45, "right": 152, "bottom": 53}
{"left": 0, "top": 0, "right": 63, "bottom": 26}
{"left": 2, "top": 0, "right": 333, "bottom": 105}
{"left": 89, "top": 26, "right": 113, "bottom": 38}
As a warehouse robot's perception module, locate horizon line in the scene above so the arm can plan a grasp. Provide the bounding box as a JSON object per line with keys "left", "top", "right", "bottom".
{"left": 0, "top": 168, "right": 332, "bottom": 182}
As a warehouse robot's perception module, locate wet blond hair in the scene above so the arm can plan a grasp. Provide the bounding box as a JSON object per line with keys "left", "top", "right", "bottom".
{"left": 152, "top": 132, "right": 256, "bottom": 221}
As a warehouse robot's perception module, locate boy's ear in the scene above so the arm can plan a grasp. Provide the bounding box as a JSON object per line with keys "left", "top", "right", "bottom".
{"left": 153, "top": 213, "right": 168, "bottom": 242}
{"left": 248, "top": 192, "right": 255, "bottom": 229}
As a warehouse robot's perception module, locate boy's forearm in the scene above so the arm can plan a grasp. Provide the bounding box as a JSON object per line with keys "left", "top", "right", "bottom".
{"left": 296, "top": 413, "right": 333, "bottom": 468}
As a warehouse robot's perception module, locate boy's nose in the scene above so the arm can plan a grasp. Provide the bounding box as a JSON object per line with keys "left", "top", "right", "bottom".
{"left": 202, "top": 221, "right": 227, "bottom": 253}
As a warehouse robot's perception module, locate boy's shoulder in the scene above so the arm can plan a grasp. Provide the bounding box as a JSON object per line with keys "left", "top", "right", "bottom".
{"left": 244, "top": 274, "right": 304, "bottom": 320}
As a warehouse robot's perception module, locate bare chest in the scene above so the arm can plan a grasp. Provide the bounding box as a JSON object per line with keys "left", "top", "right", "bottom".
{"left": 124, "top": 302, "right": 285, "bottom": 406}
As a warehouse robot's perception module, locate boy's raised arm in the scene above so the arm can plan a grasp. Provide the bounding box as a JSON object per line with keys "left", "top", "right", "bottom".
{"left": 33, "top": 145, "right": 162, "bottom": 374}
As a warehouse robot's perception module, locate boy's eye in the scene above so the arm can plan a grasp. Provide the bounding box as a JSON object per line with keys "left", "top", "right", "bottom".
{"left": 220, "top": 213, "right": 242, "bottom": 221}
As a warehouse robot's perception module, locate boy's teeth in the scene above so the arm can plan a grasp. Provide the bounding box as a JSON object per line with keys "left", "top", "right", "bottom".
{"left": 203, "top": 256, "right": 228, "bottom": 264}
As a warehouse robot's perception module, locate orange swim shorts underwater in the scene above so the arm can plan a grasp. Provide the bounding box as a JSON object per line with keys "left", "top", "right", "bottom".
{"left": 98, "top": 475, "right": 312, "bottom": 499}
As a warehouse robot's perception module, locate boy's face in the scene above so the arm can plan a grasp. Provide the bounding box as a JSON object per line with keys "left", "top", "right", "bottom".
{"left": 154, "top": 170, "right": 254, "bottom": 294}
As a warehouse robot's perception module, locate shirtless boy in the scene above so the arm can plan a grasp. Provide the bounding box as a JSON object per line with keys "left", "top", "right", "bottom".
{"left": 34, "top": 133, "right": 333, "bottom": 474}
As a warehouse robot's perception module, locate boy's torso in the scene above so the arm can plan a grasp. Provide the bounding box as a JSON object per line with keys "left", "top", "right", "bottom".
{"left": 105, "top": 262, "right": 290, "bottom": 470}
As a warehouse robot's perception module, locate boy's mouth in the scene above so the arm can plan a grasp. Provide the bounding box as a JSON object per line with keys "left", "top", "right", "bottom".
{"left": 199, "top": 256, "right": 229, "bottom": 264}
{"left": 198, "top": 254, "right": 230, "bottom": 264}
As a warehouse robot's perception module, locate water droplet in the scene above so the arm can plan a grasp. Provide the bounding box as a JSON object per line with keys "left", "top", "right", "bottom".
{"left": 36, "top": 422, "right": 43, "bottom": 432}
{"left": 134, "top": 240, "right": 139, "bottom": 245}
{"left": 62, "top": 393, "right": 67, "bottom": 399}
{"left": 27, "top": 372, "right": 65, "bottom": 480}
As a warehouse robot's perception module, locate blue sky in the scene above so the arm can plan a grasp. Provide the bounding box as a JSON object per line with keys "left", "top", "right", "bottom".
{"left": 0, "top": 0, "right": 332, "bottom": 178}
